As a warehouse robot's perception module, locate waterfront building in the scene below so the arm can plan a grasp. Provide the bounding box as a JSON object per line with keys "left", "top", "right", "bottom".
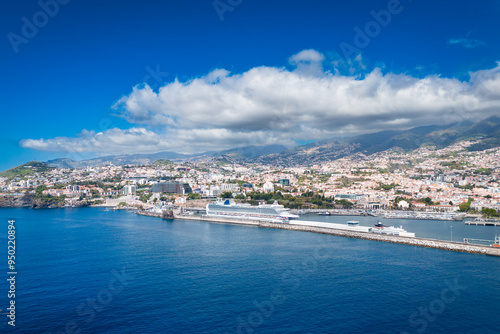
{"left": 357, "top": 196, "right": 389, "bottom": 210}
{"left": 152, "top": 181, "right": 192, "bottom": 195}
{"left": 398, "top": 200, "right": 410, "bottom": 209}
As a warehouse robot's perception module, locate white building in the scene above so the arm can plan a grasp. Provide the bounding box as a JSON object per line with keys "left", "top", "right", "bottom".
{"left": 262, "top": 182, "right": 275, "bottom": 193}
{"left": 175, "top": 197, "right": 186, "bottom": 205}
{"left": 66, "top": 185, "right": 80, "bottom": 192}
{"left": 123, "top": 185, "right": 137, "bottom": 195}
{"left": 220, "top": 183, "right": 240, "bottom": 192}
{"left": 398, "top": 200, "right": 410, "bottom": 209}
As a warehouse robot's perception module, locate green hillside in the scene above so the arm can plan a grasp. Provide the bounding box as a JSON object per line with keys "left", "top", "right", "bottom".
{"left": 0, "top": 161, "right": 54, "bottom": 179}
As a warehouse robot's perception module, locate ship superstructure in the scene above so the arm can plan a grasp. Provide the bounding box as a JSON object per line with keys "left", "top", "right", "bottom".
{"left": 206, "top": 199, "right": 299, "bottom": 221}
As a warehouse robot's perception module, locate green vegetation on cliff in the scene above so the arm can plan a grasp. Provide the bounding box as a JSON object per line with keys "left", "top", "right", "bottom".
{"left": 0, "top": 161, "right": 54, "bottom": 179}
{"left": 32, "top": 185, "right": 66, "bottom": 208}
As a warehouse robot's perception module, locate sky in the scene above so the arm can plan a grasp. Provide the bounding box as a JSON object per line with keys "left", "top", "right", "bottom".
{"left": 1, "top": 0, "right": 500, "bottom": 171}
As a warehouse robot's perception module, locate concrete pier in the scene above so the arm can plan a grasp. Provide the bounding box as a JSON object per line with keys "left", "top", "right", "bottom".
{"left": 173, "top": 214, "right": 500, "bottom": 257}
{"left": 465, "top": 220, "right": 500, "bottom": 226}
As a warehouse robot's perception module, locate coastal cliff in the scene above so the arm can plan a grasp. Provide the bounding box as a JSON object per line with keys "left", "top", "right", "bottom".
{"left": 0, "top": 194, "right": 71, "bottom": 209}
{"left": 0, "top": 194, "right": 34, "bottom": 208}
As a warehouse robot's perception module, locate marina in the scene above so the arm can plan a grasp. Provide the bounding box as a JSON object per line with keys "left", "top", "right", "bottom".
{"left": 290, "top": 209, "right": 468, "bottom": 221}
{"left": 135, "top": 198, "right": 500, "bottom": 256}
{"left": 174, "top": 213, "right": 500, "bottom": 257}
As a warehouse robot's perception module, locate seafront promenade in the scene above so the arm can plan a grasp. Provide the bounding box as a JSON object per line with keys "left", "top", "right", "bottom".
{"left": 171, "top": 214, "right": 500, "bottom": 257}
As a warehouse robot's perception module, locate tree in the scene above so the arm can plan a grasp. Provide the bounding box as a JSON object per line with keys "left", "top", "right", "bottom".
{"left": 91, "top": 189, "right": 100, "bottom": 198}
{"left": 458, "top": 198, "right": 473, "bottom": 212}
{"left": 220, "top": 191, "right": 233, "bottom": 199}
{"left": 188, "top": 193, "right": 201, "bottom": 200}
{"left": 335, "top": 199, "right": 354, "bottom": 208}
{"left": 35, "top": 185, "right": 47, "bottom": 195}
{"left": 481, "top": 208, "right": 498, "bottom": 217}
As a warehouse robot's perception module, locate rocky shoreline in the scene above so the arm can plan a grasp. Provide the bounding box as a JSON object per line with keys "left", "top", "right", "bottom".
{"left": 0, "top": 195, "right": 92, "bottom": 209}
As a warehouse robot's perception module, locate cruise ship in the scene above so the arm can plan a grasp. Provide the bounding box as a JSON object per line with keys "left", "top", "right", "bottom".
{"left": 206, "top": 199, "right": 299, "bottom": 221}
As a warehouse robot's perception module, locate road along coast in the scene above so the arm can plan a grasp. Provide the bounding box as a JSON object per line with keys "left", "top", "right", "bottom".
{"left": 172, "top": 214, "right": 500, "bottom": 257}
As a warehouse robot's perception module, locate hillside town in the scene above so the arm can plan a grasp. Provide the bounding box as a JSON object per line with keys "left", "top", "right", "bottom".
{"left": 1, "top": 140, "right": 499, "bottom": 218}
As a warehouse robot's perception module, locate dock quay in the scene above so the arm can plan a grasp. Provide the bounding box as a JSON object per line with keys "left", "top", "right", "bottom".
{"left": 136, "top": 210, "right": 174, "bottom": 219}
{"left": 290, "top": 209, "right": 368, "bottom": 216}
{"left": 172, "top": 214, "right": 500, "bottom": 257}
{"left": 383, "top": 211, "right": 464, "bottom": 221}
{"left": 465, "top": 220, "right": 500, "bottom": 226}
{"left": 137, "top": 211, "right": 162, "bottom": 218}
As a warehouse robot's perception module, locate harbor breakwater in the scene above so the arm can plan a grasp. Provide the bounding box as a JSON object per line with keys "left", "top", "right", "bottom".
{"left": 173, "top": 214, "right": 500, "bottom": 257}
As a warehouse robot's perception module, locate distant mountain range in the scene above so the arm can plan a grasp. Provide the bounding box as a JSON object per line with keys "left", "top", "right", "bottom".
{"left": 39, "top": 115, "right": 500, "bottom": 168}
{"left": 256, "top": 116, "right": 500, "bottom": 165}
{"left": 45, "top": 144, "right": 289, "bottom": 169}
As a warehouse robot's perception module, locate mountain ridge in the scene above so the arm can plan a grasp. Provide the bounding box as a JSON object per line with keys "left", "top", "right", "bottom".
{"left": 255, "top": 116, "right": 500, "bottom": 166}
{"left": 44, "top": 144, "right": 289, "bottom": 169}
{"left": 12, "top": 116, "right": 500, "bottom": 170}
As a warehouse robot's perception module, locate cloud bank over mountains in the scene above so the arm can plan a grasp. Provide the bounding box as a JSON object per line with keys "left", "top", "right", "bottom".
{"left": 21, "top": 50, "right": 500, "bottom": 155}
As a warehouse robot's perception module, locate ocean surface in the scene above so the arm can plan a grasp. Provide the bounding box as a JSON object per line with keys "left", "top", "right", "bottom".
{"left": 0, "top": 208, "right": 499, "bottom": 334}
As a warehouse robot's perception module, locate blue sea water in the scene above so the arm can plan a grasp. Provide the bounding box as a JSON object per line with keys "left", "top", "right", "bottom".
{"left": 0, "top": 208, "right": 499, "bottom": 334}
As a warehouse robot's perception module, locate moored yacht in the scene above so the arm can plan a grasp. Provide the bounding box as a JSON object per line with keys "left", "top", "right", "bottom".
{"left": 370, "top": 221, "right": 416, "bottom": 237}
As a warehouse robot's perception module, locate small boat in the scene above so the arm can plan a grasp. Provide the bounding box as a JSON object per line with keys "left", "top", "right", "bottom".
{"left": 347, "top": 221, "right": 359, "bottom": 226}
{"left": 371, "top": 221, "right": 415, "bottom": 237}
{"left": 270, "top": 217, "right": 290, "bottom": 224}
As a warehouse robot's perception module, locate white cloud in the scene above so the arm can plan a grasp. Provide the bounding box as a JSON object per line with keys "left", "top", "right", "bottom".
{"left": 21, "top": 50, "right": 500, "bottom": 156}
{"left": 448, "top": 38, "right": 485, "bottom": 48}
{"left": 288, "top": 49, "right": 325, "bottom": 76}
{"left": 448, "top": 32, "right": 485, "bottom": 48}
